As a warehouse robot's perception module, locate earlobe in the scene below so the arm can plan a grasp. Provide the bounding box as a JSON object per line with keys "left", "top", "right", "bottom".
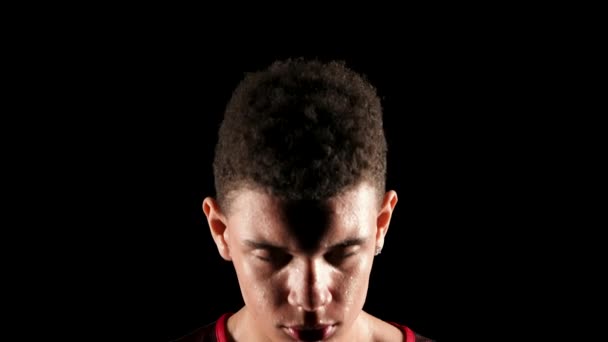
{"left": 202, "top": 197, "right": 232, "bottom": 261}
{"left": 375, "top": 190, "right": 398, "bottom": 250}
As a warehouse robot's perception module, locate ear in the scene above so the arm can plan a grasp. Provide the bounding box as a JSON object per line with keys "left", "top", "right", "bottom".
{"left": 202, "top": 197, "right": 232, "bottom": 261}
{"left": 375, "top": 190, "right": 398, "bottom": 251}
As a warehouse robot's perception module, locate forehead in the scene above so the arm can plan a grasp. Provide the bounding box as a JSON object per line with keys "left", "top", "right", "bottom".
{"left": 226, "top": 183, "right": 379, "bottom": 250}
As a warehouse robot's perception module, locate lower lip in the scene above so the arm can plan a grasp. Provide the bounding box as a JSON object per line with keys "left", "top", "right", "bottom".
{"left": 284, "top": 325, "right": 336, "bottom": 341}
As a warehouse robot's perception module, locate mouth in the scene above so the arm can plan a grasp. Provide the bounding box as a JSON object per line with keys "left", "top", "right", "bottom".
{"left": 282, "top": 324, "right": 337, "bottom": 341}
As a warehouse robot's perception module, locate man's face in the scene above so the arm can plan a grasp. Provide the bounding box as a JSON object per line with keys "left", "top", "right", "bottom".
{"left": 215, "top": 183, "right": 390, "bottom": 341}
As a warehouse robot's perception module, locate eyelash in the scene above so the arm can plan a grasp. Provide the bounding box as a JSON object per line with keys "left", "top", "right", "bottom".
{"left": 256, "top": 255, "right": 271, "bottom": 262}
{"left": 327, "top": 249, "right": 356, "bottom": 262}
{"left": 253, "top": 249, "right": 357, "bottom": 265}
{"left": 254, "top": 251, "right": 291, "bottom": 266}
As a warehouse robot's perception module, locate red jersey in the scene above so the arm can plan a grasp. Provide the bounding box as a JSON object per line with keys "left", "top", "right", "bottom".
{"left": 173, "top": 313, "right": 434, "bottom": 342}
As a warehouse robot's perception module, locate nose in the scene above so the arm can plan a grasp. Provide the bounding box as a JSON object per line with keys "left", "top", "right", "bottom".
{"left": 287, "top": 259, "right": 332, "bottom": 311}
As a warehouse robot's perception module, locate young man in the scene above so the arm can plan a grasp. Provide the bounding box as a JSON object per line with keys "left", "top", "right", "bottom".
{"left": 175, "top": 59, "right": 434, "bottom": 341}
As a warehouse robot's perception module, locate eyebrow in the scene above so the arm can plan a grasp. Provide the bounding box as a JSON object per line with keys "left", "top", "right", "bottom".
{"left": 243, "top": 237, "right": 366, "bottom": 251}
{"left": 243, "top": 239, "right": 285, "bottom": 251}
{"left": 328, "top": 237, "right": 367, "bottom": 249}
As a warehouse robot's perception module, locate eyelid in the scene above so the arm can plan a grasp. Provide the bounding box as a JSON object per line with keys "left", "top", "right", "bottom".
{"left": 253, "top": 248, "right": 292, "bottom": 266}
{"left": 253, "top": 247, "right": 278, "bottom": 257}
{"left": 256, "top": 255, "right": 271, "bottom": 262}
{"left": 333, "top": 245, "right": 359, "bottom": 252}
{"left": 326, "top": 245, "right": 359, "bottom": 260}
{"left": 253, "top": 249, "right": 271, "bottom": 258}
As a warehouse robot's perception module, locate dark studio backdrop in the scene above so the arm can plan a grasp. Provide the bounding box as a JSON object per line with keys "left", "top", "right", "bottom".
{"left": 158, "top": 52, "right": 454, "bottom": 341}
{"left": 148, "top": 40, "right": 533, "bottom": 341}
{"left": 60, "top": 23, "right": 566, "bottom": 341}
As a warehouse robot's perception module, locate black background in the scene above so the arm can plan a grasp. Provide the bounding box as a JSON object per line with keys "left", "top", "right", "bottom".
{"left": 37, "top": 15, "right": 582, "bottom": 341}
{"left": 150, "top": 43, "right": 530, "bottom": 341}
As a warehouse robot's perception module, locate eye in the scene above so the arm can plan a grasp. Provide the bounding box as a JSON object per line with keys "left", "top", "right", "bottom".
{"left": 254, "top": 253, "right": 271, "bottom": 262}
{"left": 254, "top": 249, "right": 292, "bottom": 268}
{"left": 325, "top": 247, "right": 357, "bottom": 265}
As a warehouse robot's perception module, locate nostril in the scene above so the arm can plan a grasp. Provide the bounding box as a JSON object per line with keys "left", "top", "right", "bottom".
{"left": 288, "top": 284, "right": 332, "bottom": 311}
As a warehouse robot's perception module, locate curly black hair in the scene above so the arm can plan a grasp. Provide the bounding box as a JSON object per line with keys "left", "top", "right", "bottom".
{"left": 213, "top": 58, "right": 387, "bottom": 210}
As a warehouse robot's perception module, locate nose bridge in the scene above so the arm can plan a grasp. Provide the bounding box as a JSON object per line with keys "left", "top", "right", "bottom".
{"left": 288, "top": 257, "right": 332, "bottom": 311}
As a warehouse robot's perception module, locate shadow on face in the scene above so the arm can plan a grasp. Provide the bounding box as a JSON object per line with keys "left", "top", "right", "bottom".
{"left": 282, "top": 199, "right": 332, "bottom": 252}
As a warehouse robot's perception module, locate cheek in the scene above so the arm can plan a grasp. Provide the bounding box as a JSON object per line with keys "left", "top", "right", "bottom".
{"left": 232, "top": 254, "right": 284, "bottom": 310}
{"left": 335, "top": 256, "right": 374, "bottom": 308}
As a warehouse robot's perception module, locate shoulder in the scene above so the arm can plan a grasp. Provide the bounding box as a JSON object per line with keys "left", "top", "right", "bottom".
{"left": 171, "top": 313, "right": 231, "bottom": 342}
{"left": 389, "top": 322, "right": 436, "bottom": 342}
